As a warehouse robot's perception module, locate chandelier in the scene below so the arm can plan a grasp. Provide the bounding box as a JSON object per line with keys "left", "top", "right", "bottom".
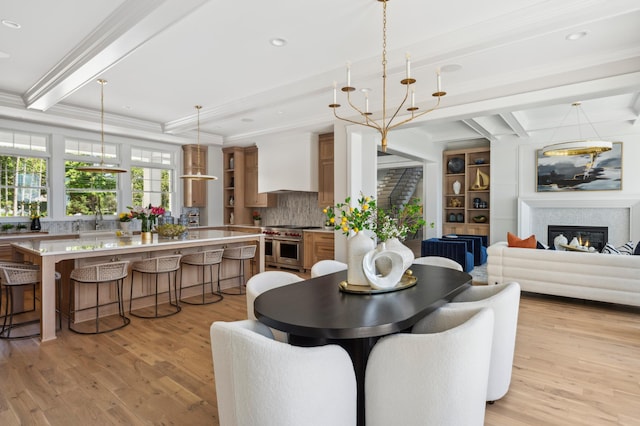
{"left": 542, "top": 102, "right": 613, "bottom": 158}
{"left": 329, "top": 0, "right": 446, "bottom": 152}
{"left": 77, "top": 79, "right": 127, "bottom": 173}
{"left": 180, "top": 105, "right": 218, "bottom": 180}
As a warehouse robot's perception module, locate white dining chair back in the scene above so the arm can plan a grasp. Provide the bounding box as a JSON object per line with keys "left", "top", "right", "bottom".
{"left": 441, "top": 281, "right": 521, "bottom": 402}
{"left": 246, "top": 271, "right": 303, "bottom": 321}
{"left": 310, "top": 260, "right": 348, "bottom": 278}
{"left": 366, "top": 308, "right": 494, "bottom": 426}
{"left": 210, "top": 319, "right": 357, "bottom": 426}
{"left": 412, "top": 256, "right": 463, "bottom": 271}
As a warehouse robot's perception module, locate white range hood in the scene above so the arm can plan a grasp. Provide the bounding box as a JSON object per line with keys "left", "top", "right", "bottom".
{"left": 256, "top": 132, "right": 319, "bottom": 193}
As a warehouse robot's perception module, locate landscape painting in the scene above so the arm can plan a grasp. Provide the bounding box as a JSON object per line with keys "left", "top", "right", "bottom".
{"left": 536, "top": 142, "right": 622, "bottom": 192}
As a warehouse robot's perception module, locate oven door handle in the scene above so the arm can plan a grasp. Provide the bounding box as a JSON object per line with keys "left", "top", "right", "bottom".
{"left": 274, "top": 238, "right": 301, "bottom": 243}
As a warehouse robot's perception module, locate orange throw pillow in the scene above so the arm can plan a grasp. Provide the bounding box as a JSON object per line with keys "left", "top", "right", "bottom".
{"left": 507, "top": 232, "right": 537, "bottom": 249}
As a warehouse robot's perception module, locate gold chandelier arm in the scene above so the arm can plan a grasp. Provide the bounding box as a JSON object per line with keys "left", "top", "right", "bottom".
{"left": 382, "top": 83, "right": 411, "bottom": 132}
{"left": 387, "top": 95, "right": 444, "bottom": 131}
{"left": 343, "top": 90, "right": 383, "bottom": 132}
{"left": 332, "top": 107, "right": 381, "bottom": 132}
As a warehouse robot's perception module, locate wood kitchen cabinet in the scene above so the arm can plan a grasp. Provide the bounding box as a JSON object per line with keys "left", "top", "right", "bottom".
{"left": 244, "top": 146, "right": 276, "bottom": 208}
{"left": 317, "top": 133, "right": 334, "bottom": 207}
{"left": 182, "top": 144, "right": 207, "bottom": 207}
{"left": 303, "top": 231, "right": 335, "bottom": 271}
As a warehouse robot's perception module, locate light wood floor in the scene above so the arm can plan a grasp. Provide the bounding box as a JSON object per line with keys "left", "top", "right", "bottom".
{"left": 1, "top": 289, "right": 638, "bottom": 425}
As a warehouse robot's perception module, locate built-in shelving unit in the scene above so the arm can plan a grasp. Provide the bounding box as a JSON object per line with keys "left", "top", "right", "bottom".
{"left": 443, "top": 146, "right": 491, "bottom": 239}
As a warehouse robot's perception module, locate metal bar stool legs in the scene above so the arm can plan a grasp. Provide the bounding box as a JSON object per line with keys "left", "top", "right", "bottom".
{"left": 68, "top": 261, "right": 130, "bottom": 335}
{"left": 220, "top": 245, "right": 257, "bottom": 295}
{"left": 129, "top": 255, "right": 182, "bottom": 318}
{"left": 180, "top": 249, "right": 224, "bottom": 305}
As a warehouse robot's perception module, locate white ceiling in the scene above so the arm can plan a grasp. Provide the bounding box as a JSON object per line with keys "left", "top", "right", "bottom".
{"left": 1, "top": 0, "right": 639, "bottom": 149}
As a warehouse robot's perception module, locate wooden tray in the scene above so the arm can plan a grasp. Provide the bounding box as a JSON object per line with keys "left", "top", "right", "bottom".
{"left": 339, "top": 272, "right": 417, "bottom": 294}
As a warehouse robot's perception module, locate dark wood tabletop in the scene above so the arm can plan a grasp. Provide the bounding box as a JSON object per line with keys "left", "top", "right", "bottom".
{"left": 254, "top": 263, "right": 472, "bottom": 426}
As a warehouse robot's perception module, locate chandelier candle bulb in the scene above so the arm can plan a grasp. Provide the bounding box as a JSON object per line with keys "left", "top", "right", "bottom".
{"left": 346, "top": 62, "right": 351, "bottom": 87}
{"left": 411, "top": 89, "right": 415, "bottom": 108}
{"left": 437, "top": 73, "right": 442, "bottom": 93}
{"left": 365, "top": 93, "right": 369, "bottom": 113}
{"left": 406, "top": 54, "right": 411, "bottom": 79}
{"left": 333, "top": 81, "right": 337, "bottom": 104}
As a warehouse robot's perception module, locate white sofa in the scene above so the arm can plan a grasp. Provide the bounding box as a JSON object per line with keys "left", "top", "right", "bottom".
{"left": 487, "top": 241, "right": 640, "bottom": 307}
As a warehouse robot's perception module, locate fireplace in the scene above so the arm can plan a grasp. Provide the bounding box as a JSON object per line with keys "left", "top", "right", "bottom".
{"left": 548, "top": 225, "right": 608, "bottom": 251}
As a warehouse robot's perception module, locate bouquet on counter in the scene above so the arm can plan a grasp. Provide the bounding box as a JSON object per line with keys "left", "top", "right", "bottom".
{"left": 128, "top": 204, "right": 165, "bottom": 232}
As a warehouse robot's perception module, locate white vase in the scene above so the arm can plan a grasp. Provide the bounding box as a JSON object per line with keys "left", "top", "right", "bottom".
{"left": 554, "top": 234, "right": 567, "bottom": 250}
{"left": 119, "top": 222, "right": 130, "bottom": 232}
{"left": 453, "top": 180, "right": 461, "bottom": 195}
{"left": 384, "top": 237, "right": 415, "bottom": 272}
{"left": 347, "top": 231, "right": 375, "bottom": 286}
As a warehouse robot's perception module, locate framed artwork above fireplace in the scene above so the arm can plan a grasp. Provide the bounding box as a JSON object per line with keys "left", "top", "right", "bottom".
{"left": 536, "top": 142, "right": 622, "bottom": 192}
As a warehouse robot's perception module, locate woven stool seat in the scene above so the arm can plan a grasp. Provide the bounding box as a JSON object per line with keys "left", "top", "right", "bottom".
{"left": 130, "top": 255, "right": 182, "bottom": 318}
{"left": 0, "top": 262, "right": 62, "bottom": 339}
{"left": 69, "top": 261, "right": 130, "bottom": 335}
{"left": 221, "top": 245, "right": 257, "bottom": 295}
{"left": 180, "top": 249, "right": 224, "bottom": 305}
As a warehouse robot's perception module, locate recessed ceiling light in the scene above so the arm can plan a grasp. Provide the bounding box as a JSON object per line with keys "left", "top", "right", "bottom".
{"left": 440, "top": 64, "right": 462, "bottom": 73}
{"left": 1, "top": 20, "right": 21, "bottom": 29}
{"left": 270, "top": 38, "right": 287, "bottom": 47}
{"left": 241, "top": 118, "right": 254, "bottom": 123}
{"left": 566, "top": 31, "right": 588, "bottom": 41}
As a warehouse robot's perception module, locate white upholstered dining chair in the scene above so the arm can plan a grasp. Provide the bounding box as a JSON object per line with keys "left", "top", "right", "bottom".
{"left": 310, "top": 260, "right": 348, "bottom": 278}
{"left": 365, "top": 308, "right": 494, "bottom": 426}
{"left": 431, "top": 281, "right": 521, "bottom": 402}
{"left": 210, "top": 319, "right": 357, "bottom": 426}
{"left": 412, "top": 256, "right": 463, "bottom": 271}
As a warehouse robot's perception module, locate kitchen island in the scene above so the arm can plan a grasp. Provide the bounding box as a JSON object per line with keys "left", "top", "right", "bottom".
{"left": 12, "top": 229, "right": 264, "bottom": 342}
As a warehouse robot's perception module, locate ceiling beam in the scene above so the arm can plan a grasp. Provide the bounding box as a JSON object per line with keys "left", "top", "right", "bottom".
{"left": 499, "top": 111, "right": 529, "bottom": 138}
{"left": 22, "top": 0, "right": 209, "bottom": 111}
{"left": 461, "top": 118, "right": 495, "bottom": 141}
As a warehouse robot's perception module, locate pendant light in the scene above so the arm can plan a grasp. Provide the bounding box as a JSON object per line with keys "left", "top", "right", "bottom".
{"left": 542, "top": 102, "right": 614, "bottom": 157}
{"left": 180, "top": 105, "right": 218, "bottom": 181}
{"left": 77, "top": 79, "right": 127, "bottom": 173}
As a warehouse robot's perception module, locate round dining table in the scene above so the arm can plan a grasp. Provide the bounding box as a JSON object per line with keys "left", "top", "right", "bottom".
{"left": 254, "top": 263, "right": 472, "bottom": 426}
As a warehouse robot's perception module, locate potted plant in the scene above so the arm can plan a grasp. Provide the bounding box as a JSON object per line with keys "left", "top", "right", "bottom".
{"left": 16, "top": 223, "right": 28, "bottom": 232}
{"left": 2, "top": 223, "right": 15, "bottom": 233}
{"left": 252, "top": 211, "right": 262, "bottom": 227}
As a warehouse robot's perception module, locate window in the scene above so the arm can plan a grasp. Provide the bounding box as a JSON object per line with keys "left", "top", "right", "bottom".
{"left": 0, "top": 129, "right": 48, "bottom": 217}
{"left": 65, "top": 138, "right": 120, "bottom": 216}
{"left": 131, "top": 148, "right": 173, "bottom": 212}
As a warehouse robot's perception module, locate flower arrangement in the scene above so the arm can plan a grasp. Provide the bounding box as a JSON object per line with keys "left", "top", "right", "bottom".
{"left": 28, "top": 201, "right": 42, "bottom": 219}
{"left": 118, "top": 212, "right": 133, "bottom": 222}
{"left": 128, "top": 204, "right": 165, "bottom": 232}
{"left": 377, "top": 198, "right": 427, "bottom": 241}
{"left": 252, "top": 211, "right": 261, "bottom": 221}
{"left": 333, "top": 194, "right": 377, "bottom": 235}
{"left": 323, "top": 205, "right": 335, "bottom": 227}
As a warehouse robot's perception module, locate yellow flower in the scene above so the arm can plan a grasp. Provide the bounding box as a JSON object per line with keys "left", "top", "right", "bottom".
{"left": 322, "top": 208, "right": 328, "bottom": 214}
{"left": 363, "top": 204, "right": 369, "bottom": 210}
{"left": 330, "top": 217, "right": 335, "bottom": 224}
{"left": 342, "top": 225, "right": 349, "bottom": 232}
{"left": 341, "top": 217, "right": 347, "bottom": 223}
{"left": 353, "top": 227, "right": 359, "bottom": 233}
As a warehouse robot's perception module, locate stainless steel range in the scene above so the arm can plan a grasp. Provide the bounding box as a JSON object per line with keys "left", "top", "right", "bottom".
{"left": 263, "top": 225, "right": 319, "bottom": 271}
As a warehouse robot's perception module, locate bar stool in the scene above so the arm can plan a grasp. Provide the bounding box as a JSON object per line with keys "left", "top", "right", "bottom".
{"left": 0, "top": 262, "right": 63, "bottom": 339}
{"left": 221, "top": 245, "right": 257, "bottom": 295}
{"left": 68, "top": 261, "right": 130, "bottom": 335}
{"left": 129, "top": 254, "right": 182, "bottom": 318}
{"left": 180, "top": 249, "right": 224, "bottom": 305}
{"left": 0, "top": 264, "right": 40, "bottom": 339}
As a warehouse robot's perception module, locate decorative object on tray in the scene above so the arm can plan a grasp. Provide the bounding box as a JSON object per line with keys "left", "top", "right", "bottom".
{"left": 339, "top": 271, "right": 417, "bottom": 294}
{"left": 474, "top": 158, "right": 485, "bottom": 164}
{"left": 447, "top": 157, "right": 464, "bottom": 174}
{"left": 452, "top": 180, "right": 461, "bottom": 195}
{"left": 472, "top": 215, "right": 487, "bottom": 223}
{"left": 553, "top": 233, "right": 568, "bottom": 251}
{"left": 559, "top": 243, "right": 595, "bottom": 252}
{"left": 450, "top": 198, "right": 462, "bottom": 207}
{"left": 155, "top": 224, "right": 188, "bottom": 239}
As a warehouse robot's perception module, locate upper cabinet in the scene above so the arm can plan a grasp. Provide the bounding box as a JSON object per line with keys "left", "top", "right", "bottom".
{"left": 183, "top": 144, "right": 207, "bottom": 207}
{"left": 442, "top": 146, "right": 491, "bottom": 239}
{"left": 317, "top": 133, "right": 334, "bottom": 207}
{"left": 244, "top": 146, "right": 276, "bottom": 208}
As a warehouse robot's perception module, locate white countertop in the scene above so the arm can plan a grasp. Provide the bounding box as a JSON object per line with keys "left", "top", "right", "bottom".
{"left": 12, "top": 229, "right": 263, "bottom": 257}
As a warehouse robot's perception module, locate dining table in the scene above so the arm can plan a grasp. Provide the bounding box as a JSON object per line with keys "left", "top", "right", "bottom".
{"left": 254, "top": 263, "right": 472, "bottom": 426}
{"left": 11, "top": 229, "right": 264, "bottom": 342}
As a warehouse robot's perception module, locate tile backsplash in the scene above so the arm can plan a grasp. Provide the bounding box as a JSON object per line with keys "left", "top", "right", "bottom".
{"left": 257, "top": 192, "right": 325, "bottom": 227}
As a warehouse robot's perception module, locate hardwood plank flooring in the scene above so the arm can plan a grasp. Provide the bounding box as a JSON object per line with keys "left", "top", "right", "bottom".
{"left": 0, "top": 289, "right": 638, "bottom": 425}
